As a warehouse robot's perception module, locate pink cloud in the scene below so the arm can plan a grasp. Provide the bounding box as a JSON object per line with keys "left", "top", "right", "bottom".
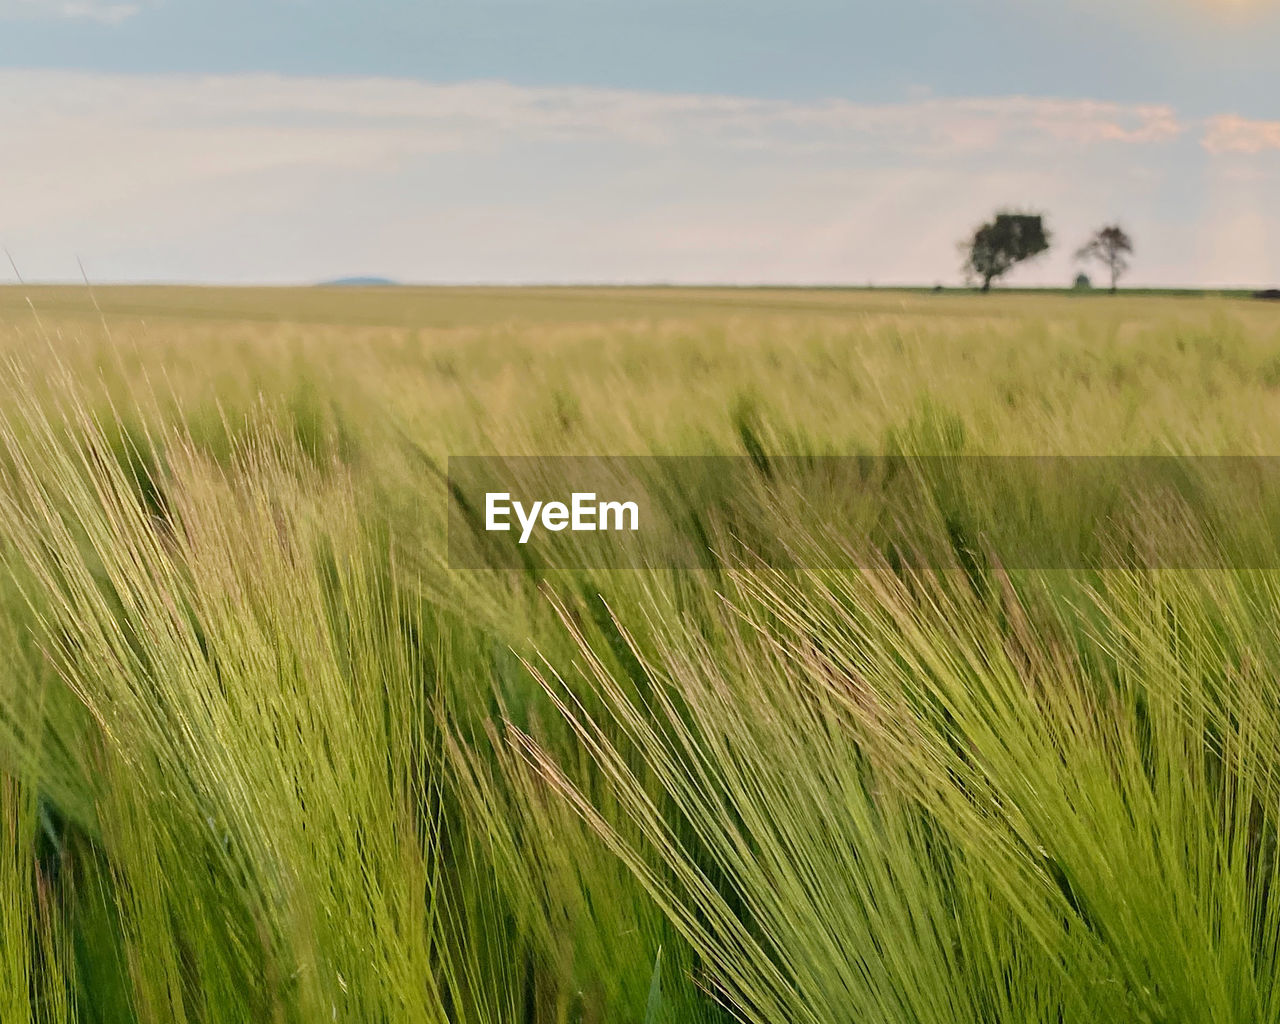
{"left": 1203, "top": 115, "right": 1280, "bottom": 154}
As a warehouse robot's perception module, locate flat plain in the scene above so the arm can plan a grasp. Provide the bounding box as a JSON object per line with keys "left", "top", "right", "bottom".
{"left": 2, "top": 285, "right": 1280, "bottom": 1024}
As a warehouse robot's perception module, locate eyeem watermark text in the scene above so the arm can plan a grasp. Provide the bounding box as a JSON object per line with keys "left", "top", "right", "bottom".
{"left": 485, "top": 492, "right": 640, "bottom": 544}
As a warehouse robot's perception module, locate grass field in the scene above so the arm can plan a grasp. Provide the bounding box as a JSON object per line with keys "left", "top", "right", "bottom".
{"left": 2, "top": 285, "right": 1280, "bottom": 1023}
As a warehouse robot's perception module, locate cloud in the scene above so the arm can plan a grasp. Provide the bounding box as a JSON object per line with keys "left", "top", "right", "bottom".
{"left": 1203, "top": 115, "right": 1280, "bottom": 154}
{"left": 0, "top": 70, "right": 1272, "bottom": 287}
{"left": 0, "top": 71, "right": 1186, "bottom": 160}
{"left": 0, "top": 0, "right": 143, "bottom": 21}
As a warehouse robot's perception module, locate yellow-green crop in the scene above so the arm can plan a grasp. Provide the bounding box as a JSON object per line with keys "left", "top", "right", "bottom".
{"left": 1, "top": 285, "right": 1279, "bottom": 1022}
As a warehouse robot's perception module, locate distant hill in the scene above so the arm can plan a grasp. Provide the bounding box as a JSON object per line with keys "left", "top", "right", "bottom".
{"left": 318, "top": 277, "right": 400, "bottom": 287}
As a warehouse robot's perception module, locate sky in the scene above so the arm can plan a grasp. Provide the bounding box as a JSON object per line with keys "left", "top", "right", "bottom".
{"left": 1, "top": 0, "right": 1278, "bottom": 287}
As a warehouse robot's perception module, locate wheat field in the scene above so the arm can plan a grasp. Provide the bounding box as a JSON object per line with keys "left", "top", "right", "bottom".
{"left": 2, "top": 285, "right": 1280, "bottom": 1023}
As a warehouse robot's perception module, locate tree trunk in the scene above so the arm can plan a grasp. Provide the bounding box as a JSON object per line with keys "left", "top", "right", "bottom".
{"left": 981, "top": 275, "right": 992, "bottom": 293}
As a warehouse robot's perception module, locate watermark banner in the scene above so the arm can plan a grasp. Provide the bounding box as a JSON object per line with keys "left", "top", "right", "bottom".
{"left": 447, "top": 455, "right": 1280, "bottom": 571}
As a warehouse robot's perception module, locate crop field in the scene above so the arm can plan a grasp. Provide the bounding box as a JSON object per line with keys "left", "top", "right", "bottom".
{"left": 3, "top": 285, "right": 1280, "bottom": 1023}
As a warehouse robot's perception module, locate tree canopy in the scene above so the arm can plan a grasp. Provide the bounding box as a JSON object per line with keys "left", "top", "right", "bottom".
{"left": 963, "top": 213, "right": 1051, "bottom": 292}
{"left": 1076, "top": 225, "right": 1134, "bottom": 293}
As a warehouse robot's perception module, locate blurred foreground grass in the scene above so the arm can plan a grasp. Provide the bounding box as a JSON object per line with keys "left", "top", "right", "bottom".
{"left": 1, "top": 286, "right": 1280, "bottom": 1023}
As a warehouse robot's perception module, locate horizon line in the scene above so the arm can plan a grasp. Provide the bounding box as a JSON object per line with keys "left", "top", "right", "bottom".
{"left": 0, "top": 279, "right": 1273, "bottom": 292}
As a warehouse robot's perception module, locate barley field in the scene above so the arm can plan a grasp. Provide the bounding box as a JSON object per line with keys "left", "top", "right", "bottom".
{"left": 2, "top": 285, "right": 1280, "bottom": 1023}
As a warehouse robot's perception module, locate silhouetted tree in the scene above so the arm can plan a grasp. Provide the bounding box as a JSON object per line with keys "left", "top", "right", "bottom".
{"left": 962, "top": 212, "right": 1052, "bottom": 292}
{"left": 1076, "top": 224, "right": 1133, "bottom": 293}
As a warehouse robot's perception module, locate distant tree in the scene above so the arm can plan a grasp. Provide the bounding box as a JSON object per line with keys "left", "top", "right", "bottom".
{"left": 1076, "top": 224, "right": 1133, "bottom": 293}
{"left": 962, "top": 212, "right": 1052, "bottom": 292}
{"left": 1074, "top": 272, "right": 1093, "bottom": 290}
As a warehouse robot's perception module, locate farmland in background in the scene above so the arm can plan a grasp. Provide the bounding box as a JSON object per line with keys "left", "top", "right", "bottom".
{"left": 2, "top": 285, "right": 1280, "bottom": 1023}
